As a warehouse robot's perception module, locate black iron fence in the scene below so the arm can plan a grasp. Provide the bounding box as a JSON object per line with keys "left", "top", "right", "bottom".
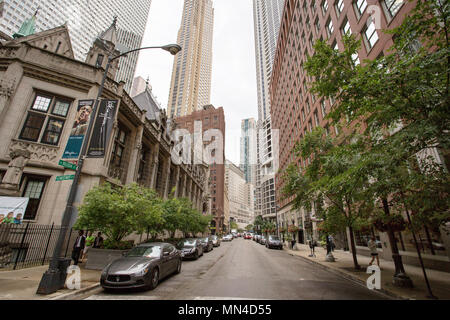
{"left": 0, "top": 223, "right": 79, "bottom": 271}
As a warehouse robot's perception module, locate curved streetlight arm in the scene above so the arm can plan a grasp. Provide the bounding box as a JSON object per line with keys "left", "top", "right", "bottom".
{"left": 111, "top": 46, "right": 168, "bottom": 61}
{"left": 110, "top": 44, "right": 182, "bottom": 62}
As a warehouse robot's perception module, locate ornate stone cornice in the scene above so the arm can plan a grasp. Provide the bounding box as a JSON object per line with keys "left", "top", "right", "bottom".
{"left": 8, "top": 139, "right": 59, "bottom": 164}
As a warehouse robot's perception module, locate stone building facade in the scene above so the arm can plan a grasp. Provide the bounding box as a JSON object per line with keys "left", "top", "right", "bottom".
{"left": 0, "top": 21, "right": 210, "bottom": 227}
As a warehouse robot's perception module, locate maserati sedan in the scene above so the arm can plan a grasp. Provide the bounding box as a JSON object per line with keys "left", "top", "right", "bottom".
{"left": 100, "top": 243, "right": 182, "bottom": 291}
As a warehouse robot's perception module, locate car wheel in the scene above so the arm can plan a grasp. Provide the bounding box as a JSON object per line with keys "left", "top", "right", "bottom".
{"left": 149, "top": 268, "right": 159, "bottom": 290}
{"left": 194, "top": 251, "right": 199, "bottom": 260}
{"left": 175, "top": 259, "right": 182, "bottom": 274}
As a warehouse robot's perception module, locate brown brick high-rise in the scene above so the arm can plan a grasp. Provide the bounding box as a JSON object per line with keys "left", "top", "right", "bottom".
{"left": 174, "top": 105, "right": 226, "bottom": 234}
{"left": 270, "top": 0, "right": 416, "bottom": 241}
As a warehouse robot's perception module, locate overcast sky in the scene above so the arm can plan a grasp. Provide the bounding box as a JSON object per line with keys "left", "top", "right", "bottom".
{"left": 134, "top": 0, "right": 258, "bottom": 166}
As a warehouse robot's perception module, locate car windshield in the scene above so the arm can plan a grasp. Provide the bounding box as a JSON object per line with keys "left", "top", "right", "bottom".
{"left": 201, "top": 238, "right": 208, "bottom": 242}
{"left": 269, "top": 236, "right": 280, "bottom": 241}
{"left": 178, "top": 240, "right": 196, "bottom": 248}
{"left": 126, "top": 246, "right": 161, "bottom": 258}
{"left": 211, "top": 236, "right": 217, "bottom": 240}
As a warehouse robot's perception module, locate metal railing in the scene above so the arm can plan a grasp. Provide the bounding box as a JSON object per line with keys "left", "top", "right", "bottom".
{"left": 0, "top": 223, "right": 79, "bottom": 271}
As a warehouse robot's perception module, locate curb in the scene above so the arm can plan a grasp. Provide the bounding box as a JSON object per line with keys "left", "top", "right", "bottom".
{"left": 284, "top": 249, "right": 406, "bottom": 300}
{"left": 47, "top": 283, "right": 102, "bottom": 300}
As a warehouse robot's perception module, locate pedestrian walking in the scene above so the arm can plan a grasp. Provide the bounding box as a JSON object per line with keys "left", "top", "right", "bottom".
{"left": 80, "top": 231, "right": 94, "bottom": 262}
{"left": 93, "top": 232, "right": 104, "bottom": 248}
{"left": 368, "top": 236, "right": 380, "bottom": 267}
{"left": 328, "top": 235, "right": 335, "bottom": 252}
{"left": 309, "top": 239, "right": 317, "bottom": 257}
{"left": 72, "top": 231, "right": 86, "bottom": 265}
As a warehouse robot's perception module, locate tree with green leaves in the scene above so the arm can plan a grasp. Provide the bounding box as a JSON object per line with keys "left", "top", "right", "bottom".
{"left": 303, "top": 0, "right": 449, "bottom": 284}
{"left": 283, "top": 128, "right": 372, "bottom": 269}
{"left": 75, "top": 183, "right": 164, "bottom": 249}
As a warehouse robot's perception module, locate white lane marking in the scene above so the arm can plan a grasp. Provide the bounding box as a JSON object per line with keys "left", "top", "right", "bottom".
{"left": 85, "top": 295, "right": 162, "bottom": 300}
{"left": 192, "top": 296, "right": 269, "bottom": 300}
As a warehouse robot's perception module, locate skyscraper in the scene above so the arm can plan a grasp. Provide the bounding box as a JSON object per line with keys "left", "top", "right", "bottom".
{"left": 253, "top": 0, "right": 285, "bottom": 120}
{"left": 252, "top": 0, "right": 284, "bottom": 222}
{"left": 167, "top": 0, "right": 214, "bottom": 118}
{"left": 240, "top": 118, "right": 257, "bottom": 186}
{"left": 0, "top": 0, "right": 152, "bottom": 93}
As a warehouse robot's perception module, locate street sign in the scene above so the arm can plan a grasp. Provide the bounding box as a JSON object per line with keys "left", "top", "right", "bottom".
{"left": 58, "top": 160, "right": 77, "bottom": 171}
{"left": 56, "top": 175, "right": 75, "bottom": 181}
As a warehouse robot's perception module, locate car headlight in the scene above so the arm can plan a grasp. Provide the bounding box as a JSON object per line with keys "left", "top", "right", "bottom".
{"left": 101, "top": 263, "right": 112, "bottom": 276}
{"left": 134, "top": 267, "right": 150, "bottom": 277}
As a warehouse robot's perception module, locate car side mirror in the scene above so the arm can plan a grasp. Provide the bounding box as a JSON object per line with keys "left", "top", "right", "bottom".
{"left": 163, "top": 252, "right": 170, "bottom": 257}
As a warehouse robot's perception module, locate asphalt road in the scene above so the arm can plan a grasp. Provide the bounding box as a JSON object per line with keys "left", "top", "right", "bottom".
{"left": 85, "top": 238, "right": 388, "bottom": 300}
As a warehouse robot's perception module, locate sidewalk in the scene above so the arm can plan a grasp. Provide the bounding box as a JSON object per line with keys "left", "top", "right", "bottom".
{"left": 285, "top": 243, "right": 450, "bottom": 300}
{"left": 0, "top": 262, "right": 102, "bottom": 300}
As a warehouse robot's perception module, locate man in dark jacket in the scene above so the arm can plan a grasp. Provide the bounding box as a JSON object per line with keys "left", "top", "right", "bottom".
{"left": 93, "top": 232, "right": 104, "bottom": 248}
{"left": 72, "top": 231, "right": 86, "bottom": 265}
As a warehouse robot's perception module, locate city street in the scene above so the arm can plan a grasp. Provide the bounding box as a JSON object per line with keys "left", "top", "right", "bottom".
{"left": 85, "top": 238, "right": 388, "bottom": 300}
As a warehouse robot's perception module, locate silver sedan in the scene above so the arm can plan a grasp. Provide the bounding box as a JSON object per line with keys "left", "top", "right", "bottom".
{"left": 100, "top": 243, "right": 182, "bottom": 291}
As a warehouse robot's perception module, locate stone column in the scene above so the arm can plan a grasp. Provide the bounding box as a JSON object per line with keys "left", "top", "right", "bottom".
{"left": 174, "top": 166, "right": 181, "bottom": 197}
{"left": 150, "top": 145, "right": 160, "bottom": 190}
{"left": 0, "top": 62, "right": 23, "bottom": 122}
{"left": 187, "top": 178, "right": 192, "bottom": 201}
{"left": 163, "top": 158, "right": 171, "bottom": 199}
{"left": 126, "top": 121, "right": 144, "bottom": 184}
{"left": 181, "top": 172, "right": 187, "bottom": 198}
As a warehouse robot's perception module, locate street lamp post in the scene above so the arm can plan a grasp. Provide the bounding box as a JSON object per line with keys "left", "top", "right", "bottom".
{"left": 37, "top": 44, "right": 181, "bottom": 295}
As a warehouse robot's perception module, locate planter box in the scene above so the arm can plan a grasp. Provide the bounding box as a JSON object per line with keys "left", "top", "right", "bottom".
{"left": 85, "top": 248, "right": 128, "bottom": 270}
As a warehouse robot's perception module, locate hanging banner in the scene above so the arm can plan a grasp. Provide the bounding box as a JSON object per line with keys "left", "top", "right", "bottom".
{"left": 0, "top": 197, "right": 29, "bottom": 224}
{"left": 62, "top": 100, "right": 95, "bottom": 159}
{"left": 87, "top": 100, "right": 118, "bottom": 158}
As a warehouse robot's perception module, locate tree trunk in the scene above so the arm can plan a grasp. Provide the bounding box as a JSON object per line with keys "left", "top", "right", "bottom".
{"left": 348, "top": 225, "right": 361, "bottom": 270}
{"left": 382, "top": 198, "right": 413, "bottom": 287}
{"left": 424, "top": 226, "right": 435, "bottom": 255}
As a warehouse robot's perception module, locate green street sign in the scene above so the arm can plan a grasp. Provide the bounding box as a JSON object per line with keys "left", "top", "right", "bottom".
{"left": 56, "top": 175, "right": 75, "bottom": 181}
{"left": 58, "top": 160, "right": 77, "bottom": 171}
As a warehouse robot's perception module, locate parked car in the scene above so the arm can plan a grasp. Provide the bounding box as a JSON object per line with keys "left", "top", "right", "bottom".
{"left": 211, "top": 235, "right": 221, "bottom": 247}
{"left": 260, "top": 236, "right": 267, "bottom": 245}
{"left": 222, "top": 234, "right": 233, "bottom": 242}
{"left": 100, "top": 242, "right": 182, "bottom": 291}
{"left": 200, "top": 237, "right": 214, "bottom": 252}
{"left": 244, "top": 233, "right": 252, "bottom": 240}
{"left": 254, "top": 235, "right": 261, "bottom": 243}
{"left": 266, "top": 235, "right": 283, "bottom": 250}
{"left": 232, "top": 232, "right": 237, "bottom": 238}
{"left": 176, "top": 238, "right": 204, "bottom": 260}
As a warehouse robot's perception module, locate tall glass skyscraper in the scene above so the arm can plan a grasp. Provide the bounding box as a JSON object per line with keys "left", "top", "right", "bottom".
{"left": 252, "top": 0, "right": 284, "bottom": 221}
{"left": 167, "top": 0, "right": 214, "bottom": 118}
{"left": 240, "top": 118, "right": 257, "bottom": 186}
{"left": 253, "top": 0, "right": 284, "bottom": 120}
{"left": 0, "top": 0, "right": 152, "bottom": 93}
